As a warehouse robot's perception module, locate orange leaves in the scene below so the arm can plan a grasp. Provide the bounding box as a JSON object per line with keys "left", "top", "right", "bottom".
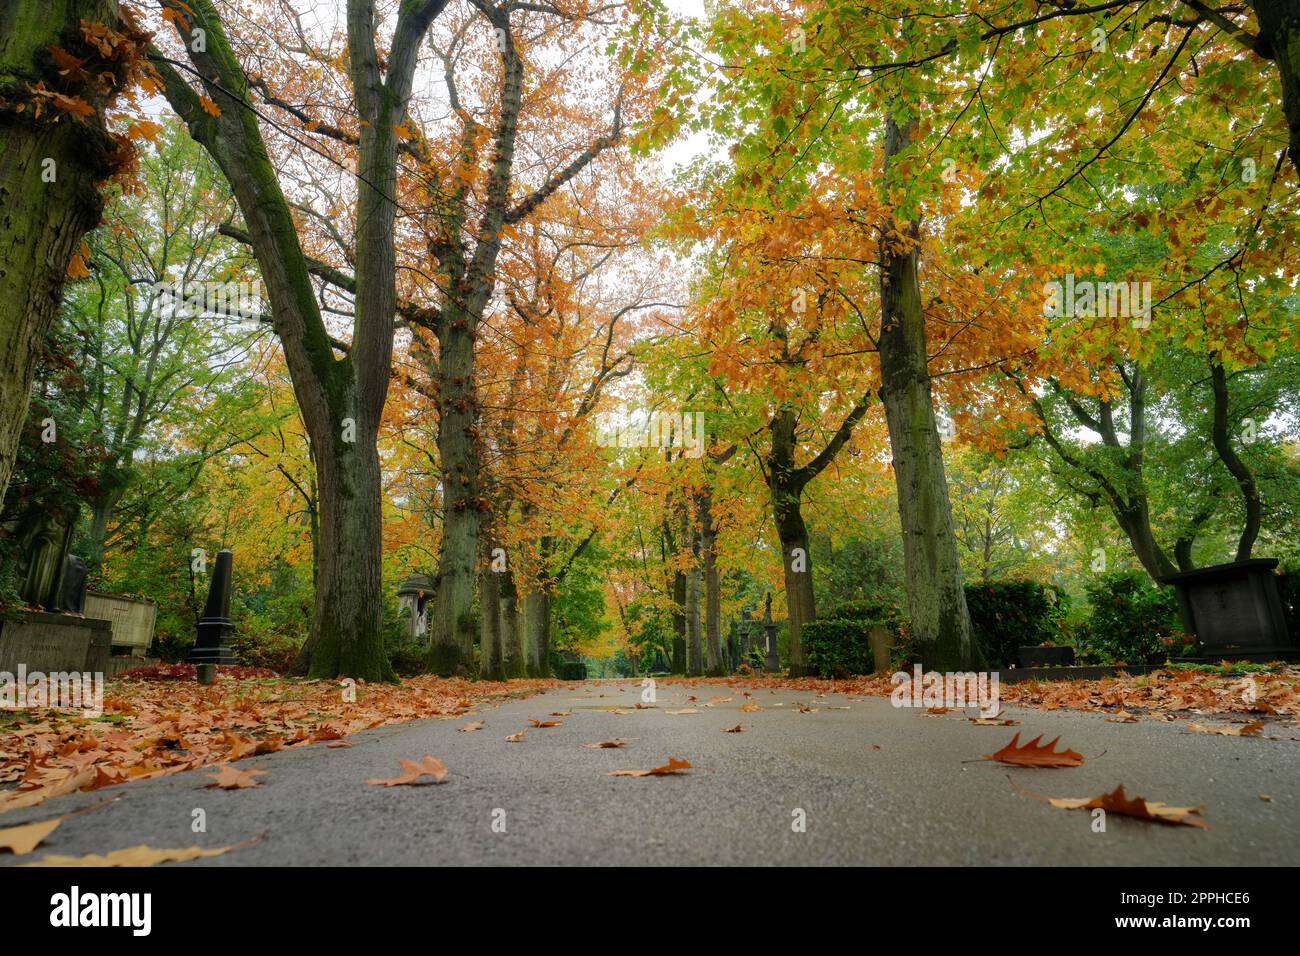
{"left": 204, "top": 765, "right": 266, "bottom": 790}
{"left": 0, "top": 673, "right": 556, "bottom": 813}
{"left": 26, "top": 836, "right": 262, "bottom": 867}
{"left": 1014, "top": 781, "right": 1208, "bottom": 829}
{"left": 366, "top": 756, "right": 448, "bottom": 787}
{"left": 1186, "top": 721, "right": 1264, "bottom": 737}
{"left": 528, "top": 719, "right": 563, "bottom": 728}
{"left": 608, "top": 757, "right": 692, "bottom": 777}
{"left": 66, "top": 241, "right": 92, "bottom": 279}
{"left": 0, "top": 817, "right": 63, "bottom": 856}
{"left": 721, "top": 724, "right": 744, "bottom": 733}
{"left": 199, "top": 95, "right": 222, "bottom": 117}
{"left": 983, "top": 733, "right": 1084, "bottom": 768}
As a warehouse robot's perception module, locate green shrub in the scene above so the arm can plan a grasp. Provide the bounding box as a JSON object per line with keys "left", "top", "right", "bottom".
{"left": 803, "top": 600, "right": 903, "bottom": 677}
{"left": 964, "top": 580, "right": 1070, "bottom": 668}
{"left": 1074, "top": 571, "right": 1183, "bottom": 664}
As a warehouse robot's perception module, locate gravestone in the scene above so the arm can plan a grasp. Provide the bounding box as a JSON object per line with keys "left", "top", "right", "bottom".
{"left": 1161, "top": 559, "right": 1296, "bottom": 662}
{"left": 189, "top": 549, "right": 236, "bottom": 665}
{"left": 56, "top": 555, "right": 88, "bottom": 613}
{"left": 763, "top": 592, "right": 779, "bottom": 672}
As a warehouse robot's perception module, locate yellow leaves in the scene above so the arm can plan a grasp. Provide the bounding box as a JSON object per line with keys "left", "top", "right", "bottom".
{"left": 199, "top": 95, "right": 222, "bottom": 117}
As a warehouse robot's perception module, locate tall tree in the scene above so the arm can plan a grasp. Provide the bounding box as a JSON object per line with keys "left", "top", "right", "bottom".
{"left": 0, "top": 1, "right": 146, "bottom": 505}
{"left": 149, "top": 0, "right": 446, "bottom": 679}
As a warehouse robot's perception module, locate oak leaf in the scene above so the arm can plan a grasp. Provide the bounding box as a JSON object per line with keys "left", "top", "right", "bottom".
{"left": 608, "top": 757, "right": 692, "bottom": 777}
{"left": 984, "top": 733, "right": 1083, "bottom": 768}
{"left": 366, "top": 756, "right": 448, "bottom": 787}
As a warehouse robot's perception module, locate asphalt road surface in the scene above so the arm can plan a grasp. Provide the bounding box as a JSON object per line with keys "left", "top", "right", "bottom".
{"left": 4, "top": 680, "right": 1297, "bottom": 866}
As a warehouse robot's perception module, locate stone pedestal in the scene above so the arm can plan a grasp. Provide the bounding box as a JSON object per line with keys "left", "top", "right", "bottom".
{"left": 1160, "top": 559, "right": 1296, "bottom": 662}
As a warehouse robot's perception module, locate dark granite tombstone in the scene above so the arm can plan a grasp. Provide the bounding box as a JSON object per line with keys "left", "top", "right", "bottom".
{"left": 189, "top": 549, "right": 236, "bottom": 665}
{"left": 1161, "top": 559, "right": 1296, "bottom": 662}
{"left": 763, "top": 592, "right": 779, "bottom": 672}
{"left": 55, "top": 555, "right": 88, "bottom": 613}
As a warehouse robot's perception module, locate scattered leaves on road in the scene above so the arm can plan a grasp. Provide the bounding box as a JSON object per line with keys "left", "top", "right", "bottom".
{"left": 582, "top": 740, "right": 627, "bottom": 749}
{"left": 528, "top": 719, "right": 562, "bottom": 728}
{"left": 458, "top": 721, "right": 485, "bottom": 732}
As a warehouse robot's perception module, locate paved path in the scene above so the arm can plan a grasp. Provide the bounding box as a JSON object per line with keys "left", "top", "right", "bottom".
{"left": 3, "top": 680, "right": 1297, "bottom": 865}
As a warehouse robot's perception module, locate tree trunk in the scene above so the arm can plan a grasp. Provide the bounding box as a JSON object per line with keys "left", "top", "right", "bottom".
{"left": 0, "top": 0, "right": 123, "bottom": 505}
{"left": 428, "top": 304, "right": 480, "bottom": 675}
{"left": 700, "top": 489, "right": 724, "bottom": 675}
{"left": 85, "top": 485, "right": 123, "bottom": 569}
{"left": 773, "top": 483, "right": 816, "bottom": 675}
{"left": 1210, "top": 363, "right": 1261, "bottom": 561}
{"left": 478, "top": 561, "right": 502, "bottom": 680}
{"left": 521, "top": 587, "right": 551, "bottom": 677}
{"left": 877, "top": 104, "right": 983, "bottom": 672}
{"left": 1253, "top": 0, "right": 1300, "bottom": 180}
{"left": 499, "top": 567, "right": 524, "bottom": 677}
{"left": 300, "top": 421, "right": 391, "bottom": 679}
{"left": 686, "top": 539, "right": 702, "bottom": 676}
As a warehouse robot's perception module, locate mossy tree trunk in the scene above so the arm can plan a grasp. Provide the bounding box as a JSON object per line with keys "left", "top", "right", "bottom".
{"left": 0, "top": 0, "right": 123, "bottom": 505}
{"left": 151, "top": 0, "right": 447, "bottom": 680}
{"left": 877, "top": 103, "right": 984, "bottom": 673}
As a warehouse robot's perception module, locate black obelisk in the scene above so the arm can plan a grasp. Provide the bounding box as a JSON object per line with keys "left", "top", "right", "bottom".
{"left": 190, "top": 549, "right": 236, "bottom": 665}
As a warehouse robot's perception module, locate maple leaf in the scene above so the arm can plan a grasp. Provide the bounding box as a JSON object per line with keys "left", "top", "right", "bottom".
{"left": 366, "top": 756, "right": 448, "bottom": 787}
{"left": 984, "top": 733, "right": 1084, "bottom": 768}
{"left": 204, "top": 765, "right": 265, "bottom": 790}
{"left": 608, "top": 757, "right": 692, "bottom": 777}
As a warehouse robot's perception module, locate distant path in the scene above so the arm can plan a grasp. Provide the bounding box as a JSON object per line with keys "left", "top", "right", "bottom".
{"left": 4, "top": 680, "right": 1297, "bottom": 865}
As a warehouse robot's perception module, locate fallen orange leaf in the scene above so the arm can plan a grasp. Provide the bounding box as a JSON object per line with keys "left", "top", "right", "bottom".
{"left": 984, "top": 733, "right": 1083, "bottom": 768}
